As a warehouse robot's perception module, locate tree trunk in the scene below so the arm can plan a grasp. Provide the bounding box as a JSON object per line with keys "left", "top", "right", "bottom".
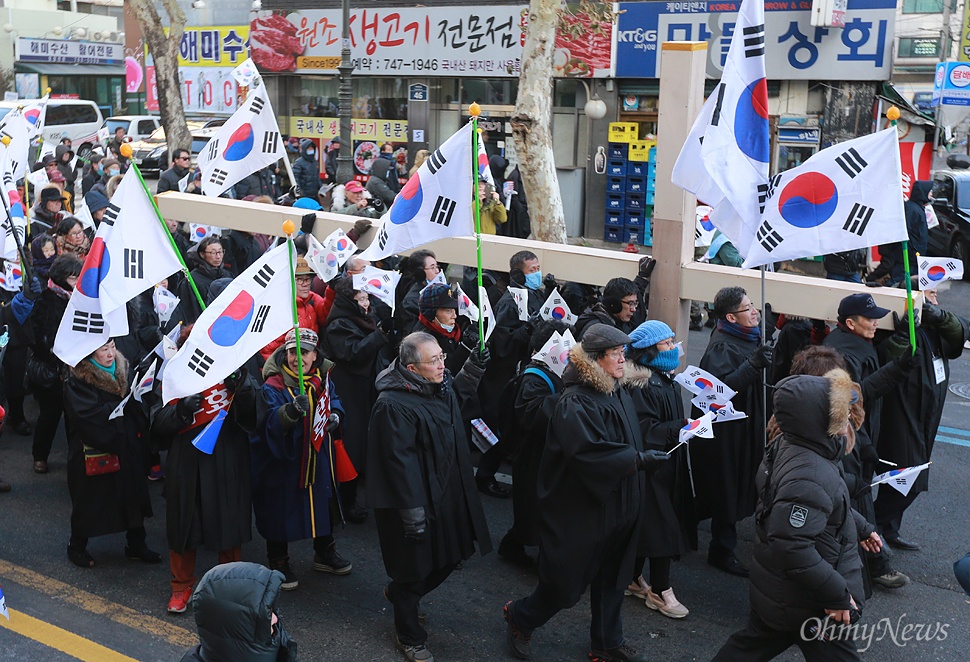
{"left": 129, "top": 0, "right": 191, "bottom": 170}
{"left": 511, "top": 0, "right": 566, "bottom": 244}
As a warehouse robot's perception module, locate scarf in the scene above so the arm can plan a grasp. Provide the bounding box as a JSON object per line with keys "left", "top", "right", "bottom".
{"left": 88, "top": 357, "right": 117, "bottom": 376}
{"left": 282, "top": 364, "right": 325, "bottom": 489}
{"left": 716, "top": 319, "right": 761, "bottom": 343}
{"left": 417, "top": 313, "right": 461, "bottom": 342}
{"left": 48, "top": 279, "right": 72, "bottom": 300}
{"left": 646, "top": 348, "right": 680, "bottom": 373}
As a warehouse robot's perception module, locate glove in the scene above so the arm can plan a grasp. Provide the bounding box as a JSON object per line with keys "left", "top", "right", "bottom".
{"left": 176, "top": 394, "right": 203, "bottom": 419}
{"left": 289, "top": 184, "right": 302, "bottom": 199}
{"left": 921, "top": 302, "right": 947, "bottom": 327}
{"left": 353, "top": 218, "right": 373, "bottom": 237}
{"left": 24, "top": 276, "right": 42, "bottom": 300}
{"left": 224, "top": 367, "right": 246, "bottom": 392}
{"left": 300, "top": 213, "right": 316, "bottom": 235}
{"left": 470, "top": 345, "right": 490, "bottom": 367}
{"left": 462, "top": 324, "right": 480, "bottom": 349}
{"left": 635, "top": 450, "right": 670, "bottom": 471}
{"left": 285, "top": 394, "right": 310, "bottom": 419}
{"left": 892, "top": 311, "right": 920, "bottom": 338}
{"left": 325, "top": 411, "right": 341, "bottom": 432}
{"left": 893, "top": 345, "right": 922, "bottom": 373}
{"left": 542, "top": 272, "right": 557, "bottom": 290}
{"left": 638, "top": 256, "right": 657, "bottom": 280}
{"left": 379, "top": 315, "right": 395, "bottom": 334}
{"left": 864, "top": 280, "right": 882, "bottom": 288}
{"left": 749, "top": 344, "right": 773, "bottom": 370}
{"left": 399, "top": 507, "right": 427, "bottom": 543}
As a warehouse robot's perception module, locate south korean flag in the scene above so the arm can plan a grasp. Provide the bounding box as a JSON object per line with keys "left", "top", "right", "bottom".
{"left": 353, "top": 266, "right": 401, "bottom": 312}
{"left": 539, "top": 287, "right": 577, "bottom": 326}
{"left": 917, "top": 256, "right": 963, "bottom": 290}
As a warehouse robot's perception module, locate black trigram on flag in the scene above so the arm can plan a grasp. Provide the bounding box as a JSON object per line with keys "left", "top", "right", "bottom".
{"left": 377, "top": 225, "right": 389, "bottom": 251}
{"left": 743, "top": 24, "right": 765, "bottom": 58}
{"left": 210, "top": 169, "right": 229, "bottom": 186}
{"left": 124, "top": 248, "right": 144, "bottom": 279}
{"left": 710, "top": 84, "right": 726, "bottom": 127}
{"left": 758, "top": 175, "right": 781, "bottom": 214}
{"left": 188, "top": 349, "right": 215, "bottom": 378}
{"left": 7, "top": 160, "right": 18, "bottom": 177}
{"left": 431, "top": 196, "right": 456, "bottom": 226}
{"left": 835, "top": 148, "right": 868, "bottom": 179}
{"left": 102, "top": 203, "right": 121, "bottom": 226}
{"left": 204, "top": 139, "right": 220, "bottom": 162}
{"left": 250, "top": 305, "right": 271, "bottom": 333}
{"left": 427, "top": 148, "right": 447, "bottom": 175}
{"left": 946, "top": 260, "right": 958, "bottom": 270}
{"left": 72, "top": 310, "right": 105, "bottom": 334}
{"left": 253, "top": 263, "right": 275, "bottom": 288}
{"left": 842, "top": 203, "right": 874, "bottom": 236}
{"left": 756, "top": 221, "right": 783, "bottom": 252}
{"left": 261, "top": 131, "right": 279, "bottom": 154}
{"left": 250, "top": 96, "right": 265, "bottom": 114}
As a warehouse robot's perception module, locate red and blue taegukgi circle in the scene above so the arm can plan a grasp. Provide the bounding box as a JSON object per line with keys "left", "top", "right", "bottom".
{"left": 208, "top": 291, "right": 255, "bottom": 346}
{"left": 552, "top": 306, "right": 568, "bottom": 320}
{"left": 694, "top": 377, "right": 714, "bottom": 390}
{"left": 390, "top": 174, "right": 424, "bottom": 225}
{"left": 77, "top": 238, "right": 110, "bottom": 298}
{"left": 734, "top": 78, "right": 770, "bottom": 163}
{"left": 335, "top": 237, "right": 350, "bottom": 251}
{"left": 223, "top": 123, "right": 256, "bottom": 161}
{"left": 778, "top": 172, "right": 839, "bottom": 229}
{"left": 927, "top": 266, "right": 946, "bottom": 281}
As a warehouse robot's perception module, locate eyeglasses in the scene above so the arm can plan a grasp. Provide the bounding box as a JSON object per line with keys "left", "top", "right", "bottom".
{"left": 176, "top": 155, "right": 190, "bottom": 161}
{"left": 620, "top": 298, "right": 638, "bottom": 309}
{"left": 295, "top": 275, "right": 313, "bottom": 283}
{"left": 204, "top": 249, "right": 224, "bottom": 256}
{"left": 67, "top": 229, "right": 85, "bottom": 238}
{"left": 424, "top": 264, "right": 440, "bottom": 272}
{"left": 728, "top": 305, "right": 757, "bottom": 315}
{"left": 604, "top": 348, "right": 625, "bottom": 359}
{"left": 413, "top": 353, "right": 447, "bottom": 366}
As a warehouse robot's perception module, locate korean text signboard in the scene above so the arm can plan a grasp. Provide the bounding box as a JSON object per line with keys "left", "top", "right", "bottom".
{"left": 932, "top": 62, "right": 970, "bottom": 108}
{"left": 615, "top": 0, "right": 896, "bottom": 81}
{"left": 16, "top": 38, "right": 123, "bottom": 66}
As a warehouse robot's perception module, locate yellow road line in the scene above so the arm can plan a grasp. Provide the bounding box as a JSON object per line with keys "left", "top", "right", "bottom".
{"left": 0, "top": 608, "right": 138, "bottom": 662}
{"left": 0, "top": 558, "right": 197, "bottom": 648}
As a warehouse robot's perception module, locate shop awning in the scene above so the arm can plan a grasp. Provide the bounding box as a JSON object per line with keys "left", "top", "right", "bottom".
{"left": 16, "top": 63, "right": 125, "bottom": 76}
{"left": 877, "top": 82, "right": 935, "bottom": 127}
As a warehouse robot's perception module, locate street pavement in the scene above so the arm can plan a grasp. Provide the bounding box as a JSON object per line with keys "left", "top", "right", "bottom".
{"left": 0, "top": 280, "right": 968, "bottom": 661}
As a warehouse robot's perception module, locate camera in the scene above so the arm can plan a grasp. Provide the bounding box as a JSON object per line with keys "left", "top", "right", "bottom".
{"left": 367, "top": 197, "right": 386, "bottom": 213}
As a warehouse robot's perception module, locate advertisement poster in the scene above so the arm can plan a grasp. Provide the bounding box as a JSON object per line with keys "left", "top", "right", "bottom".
{"left": 145, "top": 66, "right": 239, "bottom": 114}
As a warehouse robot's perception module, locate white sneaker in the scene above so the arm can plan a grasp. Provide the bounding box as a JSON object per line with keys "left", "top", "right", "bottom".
{"left": 645, "top": 586, "right": 689, "bottom": 619}
{"left": 624, "top": 575, "right": 650, "bottom": 600}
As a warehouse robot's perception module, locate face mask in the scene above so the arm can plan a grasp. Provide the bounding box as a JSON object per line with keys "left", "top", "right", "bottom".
{"left": 108, "top": 169, "right": 120, "bottom": 177}
{"left": 306, "top": 149, "right": 316, "bottom": 157}
{"left": 437, "top": 322, "right": 455, "bottom": 333}
{"left": 646, "top": 347, "right": 680, "bottom": 373}
{"left": 524, "top": 270, "right": 543, "bottom": 290}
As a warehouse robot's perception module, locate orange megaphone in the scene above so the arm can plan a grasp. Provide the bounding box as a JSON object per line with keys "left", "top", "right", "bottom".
{"left": 333, "top": 438, "right": 358, "bottom": 483}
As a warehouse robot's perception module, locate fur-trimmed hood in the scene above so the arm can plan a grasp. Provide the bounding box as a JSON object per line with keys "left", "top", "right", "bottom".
{"left": 621, "top": 361, "right": 653, "bottom": 388}
{"left": 563, "top": 344, "right": 617, "bottom": 394}
{"left": 773, "top": 368, "right": 852, "bottom": 460}
{"left": 70, "top": 353, "right": 129, "bottom": 398}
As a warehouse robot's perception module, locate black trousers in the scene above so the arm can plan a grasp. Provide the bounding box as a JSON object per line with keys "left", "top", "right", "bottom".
{"left": 713, "top": 610, "right": 862, "bottom": 662}
{"left": 709, "top": 519, "right": 738, "bottom": 557}
{"left": 32, "top": 382, "right": 66, "bottom": 462}
{"left": 387, "top": 563, "right": 458, "bottom": 646}
{"left": 70, "top": 526, "right": 146, "bottom": 550}
{"left": 266, "top": 536, "right": 334, "bottom": 562}
{"left": 873, "top": 487, "right": 920, "bottom": 539}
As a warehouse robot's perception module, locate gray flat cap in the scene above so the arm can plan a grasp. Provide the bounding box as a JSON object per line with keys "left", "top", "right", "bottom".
{"left": 581, "top": 323, "right": 632, "bottom": 352}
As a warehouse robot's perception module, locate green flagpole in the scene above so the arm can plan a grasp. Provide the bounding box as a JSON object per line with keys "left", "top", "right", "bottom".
{"left": 470, "top": 103, "right": 485, "bottom": 353}
{"left": 887, "top": 106, "right": 917, "bottom": 355}
{"left": 282, "top": 220, "right": 306, "bottom": 398}
{"left": 121, "top": 143, "right": 207, "bottom": 313}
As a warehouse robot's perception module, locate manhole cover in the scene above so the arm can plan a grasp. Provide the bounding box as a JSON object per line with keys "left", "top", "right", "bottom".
{"left": 949, "top": 383, "right": 970, "bottom": 400}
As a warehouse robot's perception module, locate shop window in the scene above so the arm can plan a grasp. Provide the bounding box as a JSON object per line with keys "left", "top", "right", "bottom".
{"left": 901, "top": 0, "right": 953, "bottom": 12}
{"left": 460, "top": 79, "right": 517, "bottom": 106}
{"left": 898, "top": 37, "right": 941, "bottom": 58}
{"left": 290, "top": 77, "right": 406, "bottom": 120}
{"left": 554, "top": 80, "right": 577, "bottom": 109}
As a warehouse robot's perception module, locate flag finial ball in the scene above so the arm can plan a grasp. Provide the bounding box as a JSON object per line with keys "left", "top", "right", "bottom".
{"left": 282, "top": 220, "right": 295, "bottom": 235}
{"left": 886, "top": 106, "right": 900, "bottom": 122}
{"left": 0, "top": 136, "right": 9, "bottom": 147}
{"left": 119, "top": 143, "right": 133, "bottom": 159}
{"left": 45, "top": 87, "right": 51, "bottom": 95}
{"left": 469, "top": 102, "right": 481, "bottom": 117}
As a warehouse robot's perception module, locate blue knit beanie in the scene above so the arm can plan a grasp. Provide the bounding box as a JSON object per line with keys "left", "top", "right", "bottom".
{"left": 292, "top": 197, "right": 323, "bottom": 211}
{"left": 628, "top": 320, "right": 674, "bottom": 349}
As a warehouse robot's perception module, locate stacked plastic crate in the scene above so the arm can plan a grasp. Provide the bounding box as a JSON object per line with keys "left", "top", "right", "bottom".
{"left": 603, "top": 122, "right": 638, "bottom": 244}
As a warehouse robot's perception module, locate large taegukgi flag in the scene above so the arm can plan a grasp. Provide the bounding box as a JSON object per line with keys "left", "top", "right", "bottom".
{"left": 671, "top": 0, "right": 768, "bottom": 256}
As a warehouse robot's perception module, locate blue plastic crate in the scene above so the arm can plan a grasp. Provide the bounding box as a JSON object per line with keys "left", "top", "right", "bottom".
{"left": 607, "top": 176, "right": 625, "bottom": 193}
{"left": 623, "top": 227, "right": 642, "bottom": 245}
{"left": 628, "top": 162, "right": 647, "bottom": 177}
{"left": 626, "top": 176, "right": 646, "bottom": 193}
{"left": 626, "top": 192, "right": 645, "bottom": 211}
{"left": 644, "top": 191, "right": 655, "bottom": 206}
{"left": 605, "top": 192, "right": 625, "bottom": 211}
{"left": 605, "top": 211, "right": 624, "bottom": 228}
{"left": 607, "top": 160, "right": 627, "bottom": 177}
{"left": 604, "top": 227, "right": 622, "bottom": 243}
{"left": 609, "top": 142, "right": 628, "bottom": 159}
{"left": 624, "top": 211, "right": 644, "bottom": 229}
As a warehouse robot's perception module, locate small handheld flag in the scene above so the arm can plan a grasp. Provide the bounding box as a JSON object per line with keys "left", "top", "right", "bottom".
{"left": 870, "top": 462, "right": 930, "bottom": 497}
{"left": 0, "top": 584, "right": 9, "bottom": 620}
{"left": 674, "top": 365, "right": 737, "bottom": 400}
{"left": 540, "top": 287, "right": 577, "bottom": 326}
{"left": 508, "top": 286, "right": 529, "bottom": 321}
{"left": 353, "top": 266, "right": 401, "bottom": 312}
{"left": 917, "top": 256, "right": 963, "bottom": 290}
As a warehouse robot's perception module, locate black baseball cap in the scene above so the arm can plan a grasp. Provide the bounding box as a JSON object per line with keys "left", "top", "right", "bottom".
{"left": 837, "top": 293, "right": 890, "bottom": 320}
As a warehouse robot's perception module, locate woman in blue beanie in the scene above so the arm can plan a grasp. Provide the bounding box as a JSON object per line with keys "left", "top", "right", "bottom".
{"left": 621, "top": 320, "right": 694, "bottom": 620}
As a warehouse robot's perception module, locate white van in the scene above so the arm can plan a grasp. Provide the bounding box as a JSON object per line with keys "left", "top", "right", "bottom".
{"left": 0, "top": 99, "right": 104, "bottom": 156}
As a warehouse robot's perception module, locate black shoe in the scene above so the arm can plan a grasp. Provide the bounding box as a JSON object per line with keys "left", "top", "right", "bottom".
{"left": 68, "top": 544, "right": 95, "bottom": 568}
{"left": 396, "top": 638, "right": 434, "bottom": 662}
{"left": 12, "top": 421, "right": 32, "bottom": 436}
{"left": 314, "top": 542, "right": 352, "bottom": 575}
{"left": 477, "top": 477, "right": 511, "bottom": 498}
{"left": 504, "top": 601, "right": 532, "bottom": 660}
{"left": 498, "top": 537, "right": 536, "bottom": 570}
{"left": 708, "top": 553, "right": 749, "bottom": 577}
{"left": 269, "top": 558, "right": 299, "bottom": 590}
{"left": 125, "top": 545, "right": 162, "bottom": 563}
{"left": 0, "top": 478, "right": 10, "bottom": 493}
{"left": 345, "top": 502, "right": 368, "bottom": 524}
{"left": 589, "top": 643, "right": 648, "bottom": 662}
{"left": 885, "top": 535, "right": 920, "bottom": 551}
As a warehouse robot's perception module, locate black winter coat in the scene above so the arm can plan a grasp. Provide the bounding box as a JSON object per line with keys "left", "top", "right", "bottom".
{"left": 367, "top": 156, "right": 400, "bottom": 206}
{"left": 750, "top": 373, "right": 873, "bottom": 632}
{"left": 291, "top": 144, "right": 320, "bottom": 199}
{"left": 234, "top": 169, "right": 275, "bottom": 199}
{"left": 223, "top": 231, "right": 263, "bottom": 276}
{"left": 29, "top": 288, "right": 69, "bottom": 374}
{"left": 367, "top": 360, "right": 491, "bottom": 582}
{"left": 410, "top": 316, "right": 471, "bottom": 376}
{"left": 157, "top": 164, "right": 190, "bottom": 194}
{"left": 180, "top": 262, "right": 232, "bottom": 323}
{"left": 690, "top": 328, "right": 766, "bottom": 523}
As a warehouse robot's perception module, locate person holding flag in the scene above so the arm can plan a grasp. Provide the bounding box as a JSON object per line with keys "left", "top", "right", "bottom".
{"left": 259, "top": 257, "right": 328, "bottom": 361}
{"left": 251, "top": 327, "right": 351, "bottom": 591}
{"left": 476, "top": 179, "right": 507, "bottom": 235}
{"left": 150, "top": 340, "right": 260, "bottom": 614}
{"left": 411, "top": 283, "right": 485, "bottom": 376}
{"left": 396, "top": 250, "right": 440, "bottom": 333}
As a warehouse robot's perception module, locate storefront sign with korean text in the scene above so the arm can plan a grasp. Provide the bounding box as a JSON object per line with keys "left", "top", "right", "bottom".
{"left": 16, "top": 38, "right": 123, "bottom": 66}
{"left": 146, "top": 26, "right": 250, "bottom": 68}
{"left": 288, "top": 117, "right": 409, "bottom": 141}
{"left": 615, "top": 0, "right": 896, "bottom": 80}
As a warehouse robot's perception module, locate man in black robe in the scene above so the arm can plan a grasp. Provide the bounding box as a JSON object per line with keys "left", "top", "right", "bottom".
{"left": 690, "top": 287, "right": 771, "bottom": 577}
{"left": 503, "top": 324, "right": 667, "bottom": 662}
{"left": 367, "top": 332, "right": 491, "bottom": 662}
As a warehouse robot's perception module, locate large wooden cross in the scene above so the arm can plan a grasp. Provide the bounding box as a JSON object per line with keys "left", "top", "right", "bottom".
{"left": 155, "top": 43, "right": 910, "bottom": 358}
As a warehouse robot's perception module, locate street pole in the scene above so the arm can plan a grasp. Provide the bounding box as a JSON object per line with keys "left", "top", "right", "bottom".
{"left": 933, "top": 0, "right": 953, "bottom": 158}
{"left": 336, "top": 0, "right": 354, "bottom": 184}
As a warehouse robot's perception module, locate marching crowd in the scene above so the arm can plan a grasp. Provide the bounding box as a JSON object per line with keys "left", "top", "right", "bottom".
{"left": 0, "top": 140, "right": 968, "bottom": 662}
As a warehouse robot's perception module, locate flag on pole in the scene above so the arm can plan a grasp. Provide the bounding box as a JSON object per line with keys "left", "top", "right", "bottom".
{"left": 162, "top": 242, "right": 295, "bottom": 403}
{"left": 19, "top": 95, "right": 48, "bottom": 139}
{"left": 231, "top": 57, "right": 260, "bottom": 87}
{"left": 917, "top": 256, "right": 963, "bottom": 289}
{"left": 741, "top": 129, "right": 907, "bottom": 269}
{"left": 198, "top": 82, "right": 287, "bottom": 197}
{"left": 539, "top": 287, "right": 577, "bottom": 326}
{"left": 0, "top": 111, "right": 32, "bottom": 180}
{"left": 679, "top": 412, "right": 716, "bottom": 445}
{"left": 508, "top": 286, "right": 529, "bottom": 321}
{"left": 711, "top": 400, "right": 747, "bottom": 421}
{"left": 153, "top": 286, "right": 180, "bottom": 325}
{"left": 53, "top": 296, "right": 129, "bottom": 367}
{"left": 353, "top": 265, "right": 401, "bottom": 311}
{"left": 25, "top": 167, "right": 49, "bottom": 192}
{"left": 359, "top": 122, "right": 475, "bottom": 261}
{"left": 477, "top": 131, "right": 495, "bottom": 188}
{"left": 72, "top": 195, "right": 95, "bottom": 230}
{"left": 0, "top": 259, "right": 22, "bottom": 292}
{"left": 870, "top": 463, "right": 930, "bottom": 497}
{"left": 305, "top": 229, "right": 356, "bottom": 282}
{"left": 0, "top": 143, "right": 27, "bottom": 262}
{"left": 695, "top": 205, "right": 717, "bottom": 248}
{"left": 479, "top": 285, "right": 496, "bottom": 342}
{"left": 189, "top": 224, "right": 220, "bottom": 245}
{"left": 455, "top": 283, "right": 479, "bottom": 322}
